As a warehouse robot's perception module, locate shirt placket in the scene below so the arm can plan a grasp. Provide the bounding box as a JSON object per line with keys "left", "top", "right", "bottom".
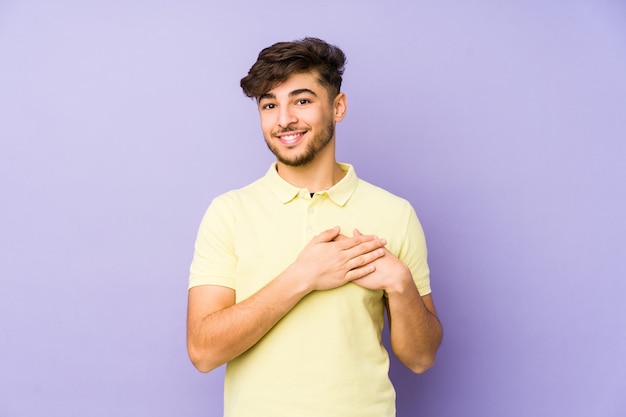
{"left": 302, "top": 191, "right": 318, "bottom": 236}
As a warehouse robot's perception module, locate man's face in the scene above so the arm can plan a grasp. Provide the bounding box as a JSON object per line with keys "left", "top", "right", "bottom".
{"left": 257, "top": 72, "right": 344, "bottom": 167}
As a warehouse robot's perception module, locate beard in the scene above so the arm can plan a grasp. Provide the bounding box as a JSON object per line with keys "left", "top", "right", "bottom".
{"left": 265, "top": 122, "right": 335, "bottom": 167}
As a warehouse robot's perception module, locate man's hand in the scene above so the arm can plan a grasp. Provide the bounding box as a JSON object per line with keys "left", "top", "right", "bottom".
{"left": 351, "top": 246, "right": 412, "bottom": 293}
{"left": 331, "top": 229, "right": 410, "bottom": 293}
{"left": 285, "top": 226, "right": 387, "bottom": 292}
{"left": 346, "top": 230, "right": 442, "bottom": 374}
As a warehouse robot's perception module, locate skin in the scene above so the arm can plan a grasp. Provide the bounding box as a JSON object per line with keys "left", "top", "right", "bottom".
{"left": 187, "top": 71, "right": 442, "bottom": 374}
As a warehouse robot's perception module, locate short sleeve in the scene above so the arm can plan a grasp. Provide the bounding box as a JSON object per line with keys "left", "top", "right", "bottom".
{"left": 398, "top": 205, "right": 431, "bottom": 296}
{"left": 188, "top": 195, "right": 238, "bottom": 290}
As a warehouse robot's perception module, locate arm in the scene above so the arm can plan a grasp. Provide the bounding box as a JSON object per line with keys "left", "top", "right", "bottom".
{"left": 186, "top": 226, "right": 387, "bottom": 373}
{"left": 351, "top": 232, "right": 443, "bottom": 374}
{"left": 385, "top": 275, "right": 442, "bottom": 373}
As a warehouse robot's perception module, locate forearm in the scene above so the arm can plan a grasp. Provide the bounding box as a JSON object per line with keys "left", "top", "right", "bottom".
{"left": 387, "top": 284, "right": 443, "bottom": 374}
{"left": 187, "top": 270, "right": 310, "bottom": 373}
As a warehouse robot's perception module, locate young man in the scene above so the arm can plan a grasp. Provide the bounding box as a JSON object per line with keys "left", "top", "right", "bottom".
{"left": 187, "top": 37, "right": 442, "bottom": 417}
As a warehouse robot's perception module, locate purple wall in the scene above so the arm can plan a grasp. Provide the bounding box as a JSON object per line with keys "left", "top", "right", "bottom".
{"left": 1, "top": 1, "right": 625, "bottom": 416}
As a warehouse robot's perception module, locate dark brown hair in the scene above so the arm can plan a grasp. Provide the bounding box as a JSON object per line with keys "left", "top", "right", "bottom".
{"left": 240, "top": 37, "right": 346, "bottom": 100}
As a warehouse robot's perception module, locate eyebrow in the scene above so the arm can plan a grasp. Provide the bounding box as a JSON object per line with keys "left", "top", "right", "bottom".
{"left": 258, "top": 88, "right": 318, "bottom": 102}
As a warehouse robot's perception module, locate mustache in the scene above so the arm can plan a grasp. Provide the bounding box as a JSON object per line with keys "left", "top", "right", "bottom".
{"left": 273, "top": 127, "right": 307, "bottom": 135}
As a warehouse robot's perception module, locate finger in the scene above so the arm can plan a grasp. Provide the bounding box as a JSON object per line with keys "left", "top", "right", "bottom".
{"left": 345, "top": 263, "right": 376, "bottom": 281}
{"left": 333, "top": 233, "right": 348, "bottom": 241}
{"left": 335, "top": 232, "right": 381, "bottom": 251}
{"left": 354, "top": 229, "right": 388, "bottom": 248}
{"left": 314, "top": 226, "right": 341, "bottom": 243}
{"left": 346, "top": 247, "right": 384, "bottom": 270}
{"left": 341, "top": 236, "right": 386, "bottom": 257}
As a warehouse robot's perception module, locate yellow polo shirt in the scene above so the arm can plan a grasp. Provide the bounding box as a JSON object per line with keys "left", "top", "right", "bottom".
{"left": 189, "top": 163, "right": 431, "bottom": 417}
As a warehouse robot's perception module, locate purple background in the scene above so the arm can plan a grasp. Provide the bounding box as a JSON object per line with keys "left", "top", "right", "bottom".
{"left": 1, "top": 1, "right": 625, "bottom": 416}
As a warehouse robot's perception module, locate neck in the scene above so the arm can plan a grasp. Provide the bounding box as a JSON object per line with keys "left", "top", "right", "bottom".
{"left": 275, "top": 145, "right": 345, "bottom": 193}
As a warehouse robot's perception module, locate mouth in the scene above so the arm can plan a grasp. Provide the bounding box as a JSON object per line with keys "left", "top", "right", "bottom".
{"left": 276, "top": 130, "right": 306, "bottom": 146}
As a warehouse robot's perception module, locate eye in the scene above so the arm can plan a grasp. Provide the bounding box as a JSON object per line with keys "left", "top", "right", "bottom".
{"left": 296, "top": 99, "right": 310, "bottom": 105}
{"left": 261, "top": 103, "right": 276, "bottom": 110}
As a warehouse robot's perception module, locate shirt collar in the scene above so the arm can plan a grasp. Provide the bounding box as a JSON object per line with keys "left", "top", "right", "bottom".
{"left": 264, "top": 162, "right": 358, "bottom": 206}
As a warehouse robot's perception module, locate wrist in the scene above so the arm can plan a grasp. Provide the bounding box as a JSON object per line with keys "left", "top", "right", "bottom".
{"left": 280, "top": 263, "right": 315, "bottom": 296}
{"left": 384, "top": 265, "right": 415, "bottom": 296}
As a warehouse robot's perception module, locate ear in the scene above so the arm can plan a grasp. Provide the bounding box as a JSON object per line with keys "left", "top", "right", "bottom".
{"left": 333, "top": 93, "right": 347, "bottom": 122}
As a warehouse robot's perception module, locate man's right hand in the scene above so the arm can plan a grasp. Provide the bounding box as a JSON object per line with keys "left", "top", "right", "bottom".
{"left": 285, "top": 226, "right": 387, "bottom": 292}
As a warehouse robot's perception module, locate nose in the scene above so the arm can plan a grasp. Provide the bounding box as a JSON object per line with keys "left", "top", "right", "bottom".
{"left": 278, "top": 106, "right": 297, "bottom": 128}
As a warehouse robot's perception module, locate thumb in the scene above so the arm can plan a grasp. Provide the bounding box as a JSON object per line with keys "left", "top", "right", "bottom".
{"left": 316, "top": 226, "right": 341, "bottom": 242}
